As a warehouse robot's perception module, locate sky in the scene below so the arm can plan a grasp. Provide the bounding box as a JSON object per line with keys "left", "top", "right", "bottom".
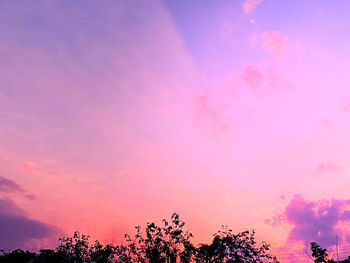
{"left": 1, "top": 0, "right": 350, "bottom": 261}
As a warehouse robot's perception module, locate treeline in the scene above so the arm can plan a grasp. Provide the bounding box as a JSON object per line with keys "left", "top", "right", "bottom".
{"left": 1, "top": 213, "right": 343, "bottom": 263}
{"left": 0, "top": 213, "right": 278, "bottom": 263}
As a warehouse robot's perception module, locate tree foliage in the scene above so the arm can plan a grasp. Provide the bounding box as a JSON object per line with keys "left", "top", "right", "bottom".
{"left": 0, "top": 213, "right": 279, "bottom": 263}
{"left": 310, "top": 242, "right": 336, "bottom": 263}
{"left": 195, "top": 227, "right": 278, "bottom": 263}
{"left": 119, "top": 213, "right": 195, "bottom": 263}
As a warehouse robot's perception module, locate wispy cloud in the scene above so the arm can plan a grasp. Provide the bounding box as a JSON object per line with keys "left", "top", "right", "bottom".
{"left": 0, "top": 176, "right": 23, "bottom": 193}
{"left": 262, "top": 31, "right": 288, "bottom": 56}
{"left": 0, "top": 175, "right": 36, "bottom": 199}
{"left": 243, "top": 0, "right": 264, "bottom": 14}
{"left": 192, "top": 91, "right": 230, "bottom": 136}
{"left": 241, "top": 64, "right": 263, "bottom": 88}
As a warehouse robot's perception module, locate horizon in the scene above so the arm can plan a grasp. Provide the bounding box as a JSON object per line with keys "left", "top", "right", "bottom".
{"left": 1, "top": 0, "right": 350, "bottom": 262}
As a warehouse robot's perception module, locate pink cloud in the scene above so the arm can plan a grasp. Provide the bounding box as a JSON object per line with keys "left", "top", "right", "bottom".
{"left": 241, "top": 64, "right": 263, "bottom": 88}
{"left": 243, "top": 0, "right": 264, "bottom": 14}
{"left": 262, "top": 31, "right": 288, "bottom": 56}
{"left": 192, "top": 92, "right": 229, "bottom": 136}
{"left": 265, "top": 212, "right": 286, "bottom": 227}
{"left": 21, "top": 162, "right": 40, "bottom": 176}
{"left": 193, "top": 93, "right": 217, "bottom": 121}
{"left": 343, "top": 103, "right": 350, "bottom": 112}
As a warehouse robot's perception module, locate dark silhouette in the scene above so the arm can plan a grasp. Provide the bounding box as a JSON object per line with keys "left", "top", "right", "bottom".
{"left": 0, "top": 213, "right": 279, "bottom": 262}
{"left": 118, "top": 213, "right": 195, "bottom": 263}
{"left": 310, "top": 242, "right": 350, "bottom": 263}
{"left": 0, "top": 249, "right": 36, "bottom": 263}
{"left": 310, "top": 242, "right": 334, "bottom": 263}
{"left": 195, "top": 227, "right": 278, "bottom": 263}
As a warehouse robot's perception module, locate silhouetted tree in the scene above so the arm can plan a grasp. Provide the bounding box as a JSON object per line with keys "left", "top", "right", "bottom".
{"left": 89, "top": 240, "right": 116, "bottom": 263}
{"left": 56, "top": 232, "right": 91, "bottom": 263}
{"left": 195, "top": 227, "right": 279, "bottom": 263}
{"left": 0, "top": 249, "right": 36, "bottom": 263}
{"left": 33, "top": 249, "right": 66, "bottom": 263}
{"left": 310, "top": 242, "right": 335, "bottom": 263}
{"left": 119, "top": 213, "right": 195, "bottom": 263}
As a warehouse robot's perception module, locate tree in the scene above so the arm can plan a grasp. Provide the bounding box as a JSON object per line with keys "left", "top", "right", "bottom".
{"left": 33, "top": 249, "right": 66, "bottom": 263}
{"left": 0, "top": 249, "right": 36, "bottom": 263}
{"left": 89, "top": 241, "right": 116, "bottom": 263}
{"left": 118, "top": 213, "right": 195, "bottom": 263}
{"left": 310, "top": 242, "right": 335, "bottom": 263}
{"left": 55, "top": 231, "right": 117, "bottom": 263}
{"left": 195, "top": 226, "right": 279, "bottom": 263}
{"left": 56, "top": 232, "right": 91, "bottom": 263}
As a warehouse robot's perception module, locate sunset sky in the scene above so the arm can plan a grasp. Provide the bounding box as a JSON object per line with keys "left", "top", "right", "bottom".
{"left": 1, "top": 0, "right": 350, "bottom": 262}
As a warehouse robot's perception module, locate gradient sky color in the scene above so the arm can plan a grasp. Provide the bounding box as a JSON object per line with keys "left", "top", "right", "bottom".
{"left": 1, "top": 0, "right": 350, "bottom": 262}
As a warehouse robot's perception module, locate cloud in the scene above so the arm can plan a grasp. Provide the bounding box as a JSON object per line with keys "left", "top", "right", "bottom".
{"left": 192, "top": 92, "right": 229, "bottom": 136}
{"left": 262, "top": 31, "right": 287, "bottom": 56}
{"left": 283, "top": 195, "right": 350, "bottom": 247}
{"left": 0, "top": 198, "right": 25, "bottom": 216}
{"left": 316, "top": 162, "right": 341, "bottom": 174}
{"left": 343, "top": 103, "right": 350, "bottom": 112}
{"left": 25, "top": 194, "right": 36, "bottom": 200}
{"left": 0, "top": 176, "right": 36, "bottom": 199}
{"left": 264, "top": 212, "right": 286, "bottom": 227}
{"left": 0, "top": 176, "right": 23, "bottom": 193}
{"left": 243, "top": 0, "right": 264, "bottom": 14}
{"left": 241, "top": 64, "right": 263, "bottom": 88}
{"left": 0, "top": 198, "right": 62, "bottom": 251}
{"left": 240, "top": 62, "right": 292, "bottom": 91}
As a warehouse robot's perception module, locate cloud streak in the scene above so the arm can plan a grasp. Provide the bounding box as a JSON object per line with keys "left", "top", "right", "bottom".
{"left": 0, "top": 176, "right": 23, "bottom": 193}
{"left": 0, "top": 175, "right": 35, "bottom": 199}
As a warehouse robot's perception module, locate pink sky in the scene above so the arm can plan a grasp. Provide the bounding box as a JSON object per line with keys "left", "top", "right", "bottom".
{"left": 1, "top": 0, "right": 350, "bottom": 261}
